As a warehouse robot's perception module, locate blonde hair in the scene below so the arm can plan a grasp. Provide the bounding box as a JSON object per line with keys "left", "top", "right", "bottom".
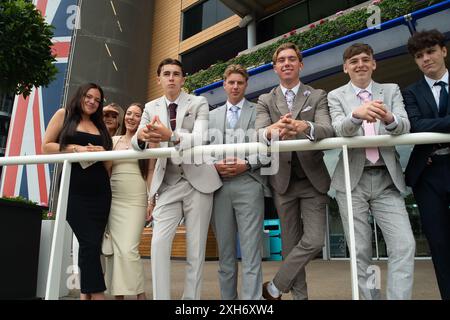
{"left": 223, "top": 64, "right": 249, "bottom": 81}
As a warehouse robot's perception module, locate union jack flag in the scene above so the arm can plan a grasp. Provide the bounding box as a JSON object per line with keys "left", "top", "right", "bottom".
{"left": 0, "top": 0, "right": 78, "bottom": 204}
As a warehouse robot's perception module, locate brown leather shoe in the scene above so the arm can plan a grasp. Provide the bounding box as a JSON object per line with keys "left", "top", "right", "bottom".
{"left": 262, "top": 281, "right": 281, "bottom": 300}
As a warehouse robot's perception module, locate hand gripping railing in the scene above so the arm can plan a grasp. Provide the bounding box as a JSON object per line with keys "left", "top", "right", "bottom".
{"left": 2, "top": 132, "right": 450, "bottom": 300}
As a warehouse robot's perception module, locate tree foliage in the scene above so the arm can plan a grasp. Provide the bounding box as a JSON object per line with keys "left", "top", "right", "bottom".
{"left": 0, "top": 0, "right": 57, "bottom": 97}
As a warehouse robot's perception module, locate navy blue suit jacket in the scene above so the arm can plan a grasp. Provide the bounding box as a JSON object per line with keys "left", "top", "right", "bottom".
{"left": 403, "top": 77, "right": 450, "bottom": 187}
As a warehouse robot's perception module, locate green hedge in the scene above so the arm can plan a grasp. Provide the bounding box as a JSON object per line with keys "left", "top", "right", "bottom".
{"left": 184, "top": 0, "right": 431, "bottom": 93}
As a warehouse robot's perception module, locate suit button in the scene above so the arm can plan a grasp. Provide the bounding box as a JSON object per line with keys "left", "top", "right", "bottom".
{"left": 179, "top": 164, "right": 182, "bottom": 167}
{"left": 288, "top": 161, "right": 291, "bottom": 164}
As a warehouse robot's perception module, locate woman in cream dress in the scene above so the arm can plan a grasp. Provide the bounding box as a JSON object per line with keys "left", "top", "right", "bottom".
{"left": 104, "top": 103, "right": 155, "bottom": 300}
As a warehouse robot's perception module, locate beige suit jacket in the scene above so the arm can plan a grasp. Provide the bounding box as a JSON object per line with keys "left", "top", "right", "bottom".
{"left": 255, "top": 83, "right": 334, "bottom": 194}
{"left": 132, "top": 91, "right": 222, "bottom": 198}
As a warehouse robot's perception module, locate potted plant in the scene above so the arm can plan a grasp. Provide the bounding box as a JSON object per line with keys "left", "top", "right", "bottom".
{"left": 0, "top": 196, "right": 45, "bottom": 299}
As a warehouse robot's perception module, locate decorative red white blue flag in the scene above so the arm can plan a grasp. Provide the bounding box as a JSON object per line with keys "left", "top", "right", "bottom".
{"left": 0, "top": 0, "right": 78, "bottom": 205}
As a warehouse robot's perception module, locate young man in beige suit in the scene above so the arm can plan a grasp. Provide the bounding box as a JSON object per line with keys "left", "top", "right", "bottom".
{"left": 328, "top": 43, "right": 415, "bottom": 299}
{"left": 255, "top": 42, "right": 334, "bottom": 300}
{"left": 132, "top": 58, "right": 222, "bottom": 299}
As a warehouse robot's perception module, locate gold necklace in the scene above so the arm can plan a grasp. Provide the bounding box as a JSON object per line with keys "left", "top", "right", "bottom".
{"left": 119, "top": 136, "right": 131, "bottom": 150}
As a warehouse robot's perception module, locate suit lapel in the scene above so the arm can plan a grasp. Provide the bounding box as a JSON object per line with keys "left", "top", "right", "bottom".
{"left": 175, "top": 91, "right": 191, "bottom": 130}
{"left": 371, "top": 82, "right": 384, "bottom": 133}
{"left": 420, "top": 78, "right": 439, "bottom": 117}
{"left": 447, "top": 83, "right": 450, "bottom": 116}
{"left": 155, "top": 97, "right": 168, "bottom": 127}
{"left": 237, "top": 99, "right": 253, "bottom": 130}
{"left": 291, "top": 83, "right": 308, "bottom": 119}
{"left": 343, "top": 82, "right": 361, "bottom": 116}
{"left": 274, "top": 86, "right": 290, "bottom": 115}
{"left": 216, "top": 105, "right": 227, "bottom": 144}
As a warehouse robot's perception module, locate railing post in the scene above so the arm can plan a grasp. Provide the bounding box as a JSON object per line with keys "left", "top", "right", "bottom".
{"left": 45, "top": 160, "right": 72, "bottom": 300}
{"left": 342, "top": 145, "right": 359, "bottom": 300}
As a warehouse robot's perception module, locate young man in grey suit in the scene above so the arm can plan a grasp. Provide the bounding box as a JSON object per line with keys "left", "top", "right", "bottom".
{"left": 255, "top": 42, "right": 334, "bottom": 300}
{"left": 328, "top": 43, "right": 415, "bottom": 300}
{"left": 403, "top": 29, "right": 450, "bottom": 299}
{"left": 132, "top": 58, "right": 222, "bottom": 299}
{"left": 209, "top": 64, "right": 270, "bottom": 300}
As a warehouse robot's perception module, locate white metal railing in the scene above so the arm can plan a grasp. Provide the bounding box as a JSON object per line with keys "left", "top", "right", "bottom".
{"left": 1, "top": 132, "right": 450, "bottom": 300}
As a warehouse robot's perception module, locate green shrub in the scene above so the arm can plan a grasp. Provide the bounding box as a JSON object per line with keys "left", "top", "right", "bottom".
{"left": 1, "top": 196, "right": 53, "bottom": 219}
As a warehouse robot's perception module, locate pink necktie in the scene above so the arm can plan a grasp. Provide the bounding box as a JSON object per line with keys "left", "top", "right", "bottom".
{"left": 358, "top": 90, "right": 380, "bottom": 164}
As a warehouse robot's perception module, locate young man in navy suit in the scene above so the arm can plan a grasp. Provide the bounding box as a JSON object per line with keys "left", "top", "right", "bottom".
{"left": 403, "top": 29, "right": 450, "bottom": 300}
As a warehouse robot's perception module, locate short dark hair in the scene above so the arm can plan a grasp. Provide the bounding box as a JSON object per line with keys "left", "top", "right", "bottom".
{"left": 407, "top": 29, "right": 446, "bottom": 56}
{"left": 223, "top": 64, "right": 249, "bottom": 81}
{"left": 272, "top": 42, "right": 303, "bottom": 64}
{"left": 157, "top": 58, "right": 184, "bottom": 76}
{"left": 343, "top": 43, "right": 374, "bottom": 62}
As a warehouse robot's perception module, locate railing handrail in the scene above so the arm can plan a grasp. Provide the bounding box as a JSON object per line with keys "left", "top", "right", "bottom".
{"left": 11, "top": 131, "right": 447, "bottom": 300}
{"left": 1, "top": 132, "right": 450, "bottom": 166}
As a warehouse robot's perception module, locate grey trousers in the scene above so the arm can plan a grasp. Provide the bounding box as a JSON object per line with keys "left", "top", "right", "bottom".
{"left": 212, "top": 174, "right": 264, "bottom": 300}
{"left": 151, "top": 180, "right": 213, "bottom": 300}
{"left": 336, "top": 167, "right": 415, "bottom": 300}
{"left": 272, "top": 177, "right": 328, "bottom": 300}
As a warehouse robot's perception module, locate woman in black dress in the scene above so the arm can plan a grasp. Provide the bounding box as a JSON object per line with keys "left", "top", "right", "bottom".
{"left": 42, "top": 83, "right": 112, "bottom": 300}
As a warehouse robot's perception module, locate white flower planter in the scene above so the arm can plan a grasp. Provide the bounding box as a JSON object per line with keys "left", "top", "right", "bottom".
{"left": 36, "top": 220, "right": 73, "bottom": 298}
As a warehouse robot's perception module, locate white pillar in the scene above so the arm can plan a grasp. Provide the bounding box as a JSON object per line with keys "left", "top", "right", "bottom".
{"left": 247, "top": 16, "right": 256, "bottom": 49}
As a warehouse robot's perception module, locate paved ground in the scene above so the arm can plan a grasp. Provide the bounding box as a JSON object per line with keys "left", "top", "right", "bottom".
{"left": 66, "top": 259, "right": 440, "bottom": 300}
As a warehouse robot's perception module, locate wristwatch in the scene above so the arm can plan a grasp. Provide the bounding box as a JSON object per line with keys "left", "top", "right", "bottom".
{"left": 245, "top": 158, "right": 251, "bottom": 171}
{"left": 169, "top": 132, "right": 178, "bottom": 143}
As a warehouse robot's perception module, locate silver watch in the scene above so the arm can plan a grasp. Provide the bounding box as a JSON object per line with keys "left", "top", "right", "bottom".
{"left": 169, "top": 132, "right": 178, "bottom": 143}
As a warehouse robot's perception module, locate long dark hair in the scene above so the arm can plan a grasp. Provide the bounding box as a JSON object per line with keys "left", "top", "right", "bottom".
{"left": 121, "top": 102, "right": 149, "bottom": 180}
{"left": 59, "top": 83, "right": 112, "bottom": 151}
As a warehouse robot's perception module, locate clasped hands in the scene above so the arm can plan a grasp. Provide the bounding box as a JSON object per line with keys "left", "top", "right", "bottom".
{"left": 352, "top": 100, "right": 394, "bottom": 124}
{"left": 74, "top": 143, "right": 105, "bottom": 152}
{"left": 215, "top": 157, "right": 248, "bottom": 178}
{"left": 266, "top": 113, "right": 309, "bottom": 140}
{"left": 137, "top": 116, "right": 172, "bottom": 144}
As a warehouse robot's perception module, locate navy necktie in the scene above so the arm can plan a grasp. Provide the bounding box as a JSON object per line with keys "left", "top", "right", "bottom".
{"left": 168, "top": 103, "right": 177, "bottom": 130}
{"left": 434, "top": 81, "right": 448, "bottom": 117}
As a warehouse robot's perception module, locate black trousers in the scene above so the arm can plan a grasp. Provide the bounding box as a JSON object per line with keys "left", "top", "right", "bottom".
{"left": 67, "top": 193, "right": 110, "bottom": 294}
{"left": 413, "top": 154, "right": 450, "bottom": 300}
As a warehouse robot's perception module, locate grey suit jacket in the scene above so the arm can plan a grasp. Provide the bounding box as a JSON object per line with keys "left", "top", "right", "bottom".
{"left": 255, "top": 83, "right": 334, "bottom": 194}
{"left": 328, "top": 81, "right": 410, "bottom": 193}
{"left": 131, "top": 91, "right": 222, "bottom": 198}
{"left": 208, "top": 99, "right": 271, "bottom": 197}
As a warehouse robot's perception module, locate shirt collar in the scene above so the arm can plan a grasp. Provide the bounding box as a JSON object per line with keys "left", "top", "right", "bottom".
{"left": 164, "top": 94, "right": 181, "bottom": 107}
{"left": 280, "top": 82, "right": 301, "bottom": 96}
{"left": 424, "top": 69, "right": 449, "bottom": 89}
{"left": 226, "top": 98, "right": 245, "bottom": 111}
{"left": 350, "top": 80, "right": 374, "bottom": 96}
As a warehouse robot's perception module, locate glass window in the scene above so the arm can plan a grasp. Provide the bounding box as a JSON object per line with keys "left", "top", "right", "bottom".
{"left": 181, "top": 27, "right": 246, "bottom": 76}
{"left": 309, "top": 0, "right": 348, "bottom": 22}
{"left": 257, "top": 1, "right": 308, "bottom": 44}
{"left": 182, "top": 0, "right": 234, "bottom": 40}
{"left": 256, "top": 0, "right": 368, "bottom": 45}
